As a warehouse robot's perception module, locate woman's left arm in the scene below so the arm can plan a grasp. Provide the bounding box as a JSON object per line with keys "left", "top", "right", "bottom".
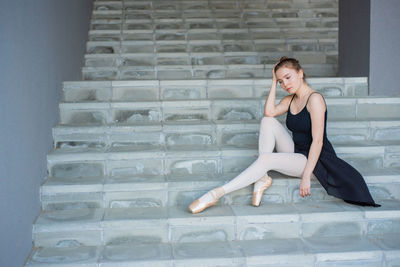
{"left": 300, "top": 93, "right": 326, "bottom": 197}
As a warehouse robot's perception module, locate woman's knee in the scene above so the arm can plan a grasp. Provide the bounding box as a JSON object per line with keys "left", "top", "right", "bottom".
{"left": 257, "top": 153, "right": 271, "bottom": 162}
{"left": 261, "top": 116, "right": 279, "bottom": 126}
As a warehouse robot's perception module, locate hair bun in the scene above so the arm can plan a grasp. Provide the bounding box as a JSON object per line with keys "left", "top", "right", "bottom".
{"left": 279, "top": 56, "right": 288, "bottom": 62}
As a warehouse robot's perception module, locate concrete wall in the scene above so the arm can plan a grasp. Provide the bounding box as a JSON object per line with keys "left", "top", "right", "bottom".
{"left": 369, "top": 0, "right": 400, "bottom": 96}
{"left": 0, "top": 0, "right": 93, "bottom": 266}
{"left": 338, "top": 0, "right": 370, "bottom": 77}
{"left": 339, "top": 0, "right": 400, "bottom": 96}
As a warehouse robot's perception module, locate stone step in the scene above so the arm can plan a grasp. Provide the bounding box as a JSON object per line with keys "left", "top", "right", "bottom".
{"left": 58, "top": 97, "right": 400, "bottom": 125}
{"left": 82, "top": 63, "right": 337, "bottom": 80}
{"left": 91, "top": 2, "right": 338, "bottom": 13}
{"left": 92, "top": 1, "right": 338, "bottom": 12}
{"left": 63, "top": 78, "right": 367, "bottom": 102}
{"left": 46, "top": 143, "right": 400, "bottom": 182}
{"left": 87, "top": 40, "right": 336, "bottom": 54}
{"left": 89, "top": 17, "right": 338, "bottom": 30}
{"left": 93, "top": 0, "right": 337, "bottom": 8}
{"left": 84, "top": 51, "right": 336, "bottom": 68}
{"left": 88, "top": 28, "right": 338, "bottom": 42}
{"left": 52, "top": 120, "right": 400, "bottom": 151}
{"left": 25, "top": 234, "right": 399, "bottom": 267}
{"left": 86, "top": 39, "right": 337, "bottom": 55}
{"left": 40, "top": 168, "right": 400, "bottom": 211}
{"left": 32, "top": 200, "right": 400, "bottom": 248}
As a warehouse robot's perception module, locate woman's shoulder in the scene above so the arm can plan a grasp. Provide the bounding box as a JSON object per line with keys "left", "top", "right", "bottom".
{"left": 306, "top": 91, "right": 326, "bottom": 112}
{"left": 281, "top": 94, "right": 295, "bottom": 103}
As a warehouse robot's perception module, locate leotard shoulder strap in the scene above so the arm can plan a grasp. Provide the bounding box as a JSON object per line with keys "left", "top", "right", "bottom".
{"left": 288, "top": 94, "right": 296, "bottom": 111}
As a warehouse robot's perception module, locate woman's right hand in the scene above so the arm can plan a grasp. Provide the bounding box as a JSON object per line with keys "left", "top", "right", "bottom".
{"left": 272, "top": 61, "right": 279, "bottom": 84}
{"left": 299, "top": 177, "right": 311, "bottom": 197}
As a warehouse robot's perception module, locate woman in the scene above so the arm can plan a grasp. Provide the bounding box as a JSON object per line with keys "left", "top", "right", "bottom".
{"left": 189, "top": 57, "right": 380, "bottom": 214}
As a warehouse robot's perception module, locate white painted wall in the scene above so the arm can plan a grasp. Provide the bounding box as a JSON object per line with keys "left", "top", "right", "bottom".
{"left": 0, "top": 0, "right": 93, "bottom": 266}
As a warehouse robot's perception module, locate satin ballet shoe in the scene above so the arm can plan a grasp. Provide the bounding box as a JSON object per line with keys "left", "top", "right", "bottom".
{"left": 252, "top": 175, "right": 272, "bottom": 207}
{"left": 188, "top": 187, "right": 225, "bottom": 214}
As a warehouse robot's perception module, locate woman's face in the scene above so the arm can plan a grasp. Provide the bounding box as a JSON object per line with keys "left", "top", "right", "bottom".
{"left": 275, "top": 66, "right": 303, "bottom": 94}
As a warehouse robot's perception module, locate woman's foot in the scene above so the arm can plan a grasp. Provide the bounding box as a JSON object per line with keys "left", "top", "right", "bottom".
{"left": 252, "top": 175, "right": 272, "bottom": 206}
{"left": 189, "top": 187, "right": 225, "bottom": 214}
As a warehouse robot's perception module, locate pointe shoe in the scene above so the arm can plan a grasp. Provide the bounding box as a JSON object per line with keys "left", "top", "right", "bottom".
{"left": 188, "top": 187, "right": 225, "bottom": 214}
{"left": 252, "top": 175, "right": 272, "bottom": 207}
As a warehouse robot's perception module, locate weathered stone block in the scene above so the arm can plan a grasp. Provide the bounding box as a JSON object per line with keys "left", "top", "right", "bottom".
{"left": 157, "top": 69, "right": 193, "bottom": 80}
{"left": 83, "top": 68, "right": 118, "bottom": 80}
{"left": 50, "top": 162, "right": 104, "bottom": 178}
{"left": 368, "top": 219, "right": 400, "bottom": 235}
{"left": 163, "top": 101, "right": 210, "bottom": 121}
{"left": 34, "top": 230, "right": 101, "bottom": 247}
{"left": 120, "top": 68, "right": 156, "bottom": 80}
{"left": 123, "top": 32, "right": 153, "bottom": 41}
{"left": 105, "top": 190, "right": 166, "bottom": 209}
{"left": 100, "top": 243, "right": 172, "bottom": 266}
{"left": 162, "top": 86, "right": 206, "bottom": 100}
{"left": 26, "top": 246, "right": 100, "bottom": 266}
{"left": 156, "top": 44, "right": 187, "bottom": 53}
{"left": 41, "top": 192, "right": 103, "bottom": 211}
{"left": 213, "top": 100, "right": 261, "bottom": 121}
{"left": 108, "top": 159, "right": 163, "bottom": 176}
{"left": 191, "top": 54, "right": 225, "bottom": 65}
{"left": 170, "top": 225, "right": 235, "bottom": 243}
{"left": 113, "top": 107, "right": 161, "bottom": 124}
{"left": 166, "top": 158, "right": 218, "bottom": 175}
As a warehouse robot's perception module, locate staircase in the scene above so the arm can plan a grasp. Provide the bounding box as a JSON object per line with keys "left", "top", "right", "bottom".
{"left": 25, "top": 0, "right": 400, "bottom": 266}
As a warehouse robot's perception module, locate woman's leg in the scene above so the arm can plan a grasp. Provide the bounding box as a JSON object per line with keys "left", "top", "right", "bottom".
{"left": 254, "top": 116, "right": 296, "bottom": 196}
{"left": 223, "top": 117, "right": 305, "bottom": 194}
{"left": 189, "top": 117, "right": 306, "bottom": 213}
{"left": 222, "top": 152, "right": 307, "bottom": 194}
{"left": 258, "top": 116, "right": 295, "bottom": 154}
{"left": 190, "top": 151, "right": 308, "bottom": 213}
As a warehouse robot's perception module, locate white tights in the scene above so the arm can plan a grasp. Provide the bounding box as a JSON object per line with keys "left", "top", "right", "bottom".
{"left": 199, "top": 117, "right": 308, "bottom": 202}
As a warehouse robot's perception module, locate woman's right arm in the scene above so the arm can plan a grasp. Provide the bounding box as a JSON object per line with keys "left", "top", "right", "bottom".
{"left": 264, "top": 76, "right": 291, "bottom": 117}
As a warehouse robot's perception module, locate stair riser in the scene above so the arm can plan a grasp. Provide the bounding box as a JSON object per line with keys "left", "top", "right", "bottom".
{"left": 84, "top": 53, "right": 336, "bottom": 69}
{"left": 88, "top": 20, "right": 338, "bottom": 33}
{"left": 91, "top": 7, "right": 338, "bottom": 16}
{"left": 86, "top": 39, "right": 337, "bottom": 54}
{"left": 47, "top": 147, "right": 396, "bottom": 179}
{"left": 58, "top": 99, "right": 400, "bottom": 125}
{"left": 81, "top": 64, "right": 338, "bottom": 80}
{"left": 88, "top": 29, "right": 337, "bottom": 43}
{"left": 32, "top": 212, "right": 400, "bottom": 247}
{"left": 53, "top": 123, "right": 400, "bottom": 150}
{"left": 40, "top": 179, "right": 400, "bottom": 211}
{"left": 62, "top": 78, "right": 368, "bottom": 102}
{"left": 25, "top": 241, "right": 397, "bottom": 267}
{"left": 92, "top": 1, "right": 338, "bottom": 11}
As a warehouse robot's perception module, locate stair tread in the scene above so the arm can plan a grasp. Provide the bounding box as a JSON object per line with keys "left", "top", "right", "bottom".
{"left": 26, "top": 234, "right": 399, "bottom": 266}
{"left": 41, "top": 166, "right": 400, "bottom": 187}
{"left": 48, "top": 140, "right": 400, "bottom": 156}
{"left": 53, "top": 119, "right": 400, "bottom": 130}
{"left": 33, "top": 199, "right": 400, "bottom": 231}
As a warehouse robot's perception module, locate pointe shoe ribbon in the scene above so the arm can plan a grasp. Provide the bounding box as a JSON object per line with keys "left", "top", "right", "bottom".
{"left": 252, "top": 175, "right": 272, "bottom": 207}
{"left": 189, "top": 187, "right": 225, "bottom": 214}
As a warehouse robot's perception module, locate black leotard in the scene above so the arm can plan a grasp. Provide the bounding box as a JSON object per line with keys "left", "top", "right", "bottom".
{"left": 286, "top": 92, "right": 380, "bottom": 207}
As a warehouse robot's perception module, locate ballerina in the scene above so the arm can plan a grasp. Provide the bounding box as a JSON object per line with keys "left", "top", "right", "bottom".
{"left": 189, "top": 57, "right": 379, "bottom": 214}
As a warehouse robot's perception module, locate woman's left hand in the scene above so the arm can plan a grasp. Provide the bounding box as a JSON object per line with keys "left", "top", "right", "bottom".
{"left": 299, "top": 177, "right": 311, "bottom": 197}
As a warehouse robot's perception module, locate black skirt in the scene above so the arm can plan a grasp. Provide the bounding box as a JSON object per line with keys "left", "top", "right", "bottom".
{"left": 295, "top": 141, "right": 380, "bottom": 207}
